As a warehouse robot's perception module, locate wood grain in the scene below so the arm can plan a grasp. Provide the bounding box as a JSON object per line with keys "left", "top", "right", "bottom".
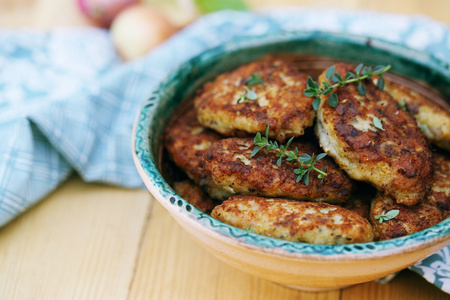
{"left": 0, "top": 176, "right": 151, "bottom": 300}
{"left": 128, "top": 201, "right": 341, "bottom": 300}
{"left": 342, "top": 271, "right": 450, "bottom": 300}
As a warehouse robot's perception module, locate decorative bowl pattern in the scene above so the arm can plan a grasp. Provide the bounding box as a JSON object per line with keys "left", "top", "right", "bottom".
{"left": 133, "top": 31, "right": 450, "bottom": 290}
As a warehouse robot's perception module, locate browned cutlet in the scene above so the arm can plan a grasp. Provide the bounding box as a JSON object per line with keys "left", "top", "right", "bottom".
{"left": 431, "top": 153, "right": 450, "bottom": 219}
{"left": 202, "top": 137, "right": 352, "bottom": 203}
{"left": 211, "top": 195, "right": 374, "bottom": 244}
{"left": 164, "top": 108, "right": 221, "bottom": 184}
{"left": 378, "top": 79, "right": 450, "bottom": 151}
{"left": 315, "top": 63, "right": 434, "bottom": 206}
{"left": 194, "top": 59, "right": 315, "bottom": 142}
{"left": 370, "top": 153, "right": 450, "bottom": 240}
{"left": 172, "top": 180, "right": 216, "bottom": 214}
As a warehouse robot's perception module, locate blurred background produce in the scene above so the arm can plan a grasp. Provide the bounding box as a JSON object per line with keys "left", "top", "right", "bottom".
{"left": 110, "top": 3, "right": 176, "bottom": 60}
{"left": 77, "top": 0, "right": 250, "bottom": 60}
{"left": 1, "top": 0, "right": 448, "bottom": 61}
{"left": 77, "top": 0, "right": 138, "bottom": 27}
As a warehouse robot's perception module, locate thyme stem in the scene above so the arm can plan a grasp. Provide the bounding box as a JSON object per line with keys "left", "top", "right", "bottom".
{"left": 329, "top": 65, "right": 391, "bottom": 88}
{"left": 304, "top": 64, "right": 392, "bottom": 110}
{"left": 251, "top": 127, "right": 327, "bottom": 185}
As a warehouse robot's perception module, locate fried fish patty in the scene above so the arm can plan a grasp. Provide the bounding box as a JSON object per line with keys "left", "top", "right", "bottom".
{"left": 194, "top": 59, "right": 314, "bottom": 142}
{"left": 378, "top": 79, "right": 450, "bottom": 151}
{"left": 315, "top": 63, "right": 434, "bottom": 206}
{"left": 370, "top": 153, "right": 450, "bottom": 240}
{"left": 211, "top": 195, "right": 374, "bottom": 244}
{"left": 173, "top": 180, "right": 216, "bottom": 214}
{"left": 164, "top": 108, "right": 221, "bottom": 184}
{"left": 203, "top": 137, "right": 352, "bottom": 203}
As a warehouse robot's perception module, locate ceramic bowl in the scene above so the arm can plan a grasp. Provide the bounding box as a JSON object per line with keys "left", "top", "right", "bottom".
{"left": 132, "top": 31, "right": 450, "bottom": 291}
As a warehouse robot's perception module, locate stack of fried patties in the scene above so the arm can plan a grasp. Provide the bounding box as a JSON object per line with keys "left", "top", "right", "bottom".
{"left": 164, "top": 58, "right": 450, "bottom": 245}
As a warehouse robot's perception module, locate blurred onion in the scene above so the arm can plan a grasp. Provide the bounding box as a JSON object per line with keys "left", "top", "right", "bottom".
{"left": 77, "top": 0, "right": 138, "bottom": 27}
{"left": 110, "top": 4, "right": 176, "bottom": 61}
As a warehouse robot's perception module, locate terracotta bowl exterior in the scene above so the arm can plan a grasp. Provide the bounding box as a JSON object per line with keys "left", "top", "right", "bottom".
{"left": 132, "top": 31, "right": 450, "bottom": 290}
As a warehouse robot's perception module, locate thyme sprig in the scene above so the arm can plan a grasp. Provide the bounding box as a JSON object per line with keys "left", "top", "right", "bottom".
{"left": 251, "top": 127, "right": 327, "bottom": 185}
{"left": 237, "top": 86, "right": 258, "bottom": 103}
{"left": 374, "top": 209, "right": 400, "bottom": 223}
{"left": 304, "top": 64, "right": 391, "bottom": 110}
{"left": 237, "top": 73, "right": 263, "bottom": 103}
{"left": 245, "top": 72, "right": 264, "bottom": 85}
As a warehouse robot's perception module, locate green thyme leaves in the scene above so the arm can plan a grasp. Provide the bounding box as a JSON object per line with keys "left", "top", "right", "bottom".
{"left": 245, "top": 72, "right": 264, "bottom": 85}
{"left": 237, "top": 92, "right": 247, "bottom": 103}
{"left": 303, "top": 64, "right": 391, "bottom": 110}
{"left": 237, "top": 86, "right": 258, "bottom": 103}
{"left": 251, "top": 126, "right": 275, "bottom": 157}
{"left": 244, "top": 225, "right": 255, "bottom": 233}
{"left": 312, "top": 97, "right": 322, "bottom": 111}
{"left": 373, "top": 117, "right": 384, "bottom": 131}
{"left": 421, "top": 124, "right": 429, "bottom": 133}
{"left": 244, "top": 86, "right": 258, "bottom": 100}
{"left": 252, "top": 127, "right": 327, "bottom": 185}
{"left": 374, "top": 210, "right": 400, "bottom": 223}
{"left": 399, "top": 100, "right": 407, "bottom": 111}
{"left": 304, "top": 76, "right": 337, "bottom": 109}
{"left": 377, "top": 76, "right": 385, "bottom": 90}
{"left": 357, "top": 82, "right": 366, "bottom": 96}
{"left": 325, "top": 65, "right": 336, "bottom": 82}
{"left": 328, "top": 93, "right": 338, "bottom": 108}
{"left": 237, "top": 73, "right": 264, "bottom": 103}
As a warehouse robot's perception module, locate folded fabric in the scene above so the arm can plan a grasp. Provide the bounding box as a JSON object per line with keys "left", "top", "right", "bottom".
{"left": 0, "top": 8, "right": 449, "bottom": 293}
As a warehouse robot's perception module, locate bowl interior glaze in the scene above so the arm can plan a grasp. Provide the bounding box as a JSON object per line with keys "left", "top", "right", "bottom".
{"left": 134, "top": 31, "right": 450, "bottom": 259}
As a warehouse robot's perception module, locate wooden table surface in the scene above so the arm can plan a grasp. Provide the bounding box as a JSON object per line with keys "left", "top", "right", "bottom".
{"left": 0, "top": 1, "right": 449, "bottom": 299}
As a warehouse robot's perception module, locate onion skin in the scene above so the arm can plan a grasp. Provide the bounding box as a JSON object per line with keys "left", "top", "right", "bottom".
{"left": 77, "top": 0, "right": 138, "bottom": 27}
{"left": 110, "top": 4, "right": 176, "bottom": 60}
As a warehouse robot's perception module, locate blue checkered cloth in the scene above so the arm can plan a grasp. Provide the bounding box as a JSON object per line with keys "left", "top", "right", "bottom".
{"left": 1, "top": 9, "right": 449, "bottom": 292}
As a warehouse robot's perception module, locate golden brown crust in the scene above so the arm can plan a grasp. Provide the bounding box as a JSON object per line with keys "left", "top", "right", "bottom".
{"left": 315, "top": 63, "right": 434, "bottom": 206}
{"left": 203, "top": 137, "right": 353, "bottom": 203}
{"left": 211, "top": 195, "right": 374, "bottom": 244}
{"left": 172, "top": 180, "right": 216, "bottom": 214}
{"left": 370, "top": 152, "right": 450, "bottom": 240}
{"left": 381, "top": 79, "right": 450, "bottom": 151}
{"left": 194, "top": 59, "right": 315, "bottom": 142}
{"left": 164, "top": 108, "right": 221, "bottom": 184}
{"left": 431, "top": 153, "right": 450, "bottom": 219}
{"left": 370, "top": 193, "right": 443, "bottom": 240}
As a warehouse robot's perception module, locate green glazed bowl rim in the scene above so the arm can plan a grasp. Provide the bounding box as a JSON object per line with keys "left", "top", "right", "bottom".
{"left": 133, "top": 30, "right": 450, "bottom": 257}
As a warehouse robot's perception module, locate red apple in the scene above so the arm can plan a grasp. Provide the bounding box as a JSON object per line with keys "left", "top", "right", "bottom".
{"left": 77, "top": 0, "right": 138, "bottom": 27}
